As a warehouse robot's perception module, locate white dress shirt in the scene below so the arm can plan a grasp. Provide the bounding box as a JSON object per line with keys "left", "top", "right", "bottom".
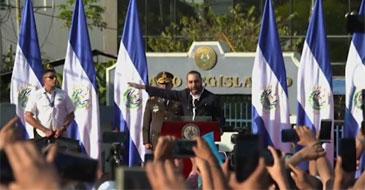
{"left": 25, "top": 87, "right": 75, "bottom": 137}
{"left": 190, "top": 88, "right": 204, "bottom": 121}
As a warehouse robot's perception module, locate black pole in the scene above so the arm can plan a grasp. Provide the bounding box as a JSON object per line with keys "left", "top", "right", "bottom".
{"left": 362, "top": 89, "right": 365, "bottom": 123}
{"left": 361, "top": 89, "right": 365, "bottom": 135}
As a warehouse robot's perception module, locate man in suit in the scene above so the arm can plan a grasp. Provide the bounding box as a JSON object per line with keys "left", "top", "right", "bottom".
{"left": 130, "top": 70, "right": 224, "bottom": 128}
{"left": 143, "top": 72, "right": 183, "bottom": 150}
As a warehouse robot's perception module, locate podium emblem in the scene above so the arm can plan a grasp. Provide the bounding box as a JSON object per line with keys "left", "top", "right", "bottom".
{"left": 182, "top": 123, "right": 200, "bottom": 140}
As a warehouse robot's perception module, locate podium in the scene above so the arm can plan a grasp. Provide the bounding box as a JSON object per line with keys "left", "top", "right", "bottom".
{"left": 160, "top": 121, "right": 221, "bottom": 177}
{"left": 160, "top": 121, "right": 221, "bottom": 141}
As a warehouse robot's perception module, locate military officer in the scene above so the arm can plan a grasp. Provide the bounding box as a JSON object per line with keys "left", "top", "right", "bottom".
{"left": 131, "top": 70, "right": 225, "bottom": 127}
{"left": 142, "top": 72, "right": 183, "bottom": 150}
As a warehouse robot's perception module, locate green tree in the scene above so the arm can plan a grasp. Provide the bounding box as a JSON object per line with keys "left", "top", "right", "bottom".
{"left": 95, "top": 60, "right": 115, "bottom": 105}
{"left": 58, "top": 0, "right": 106, "bottom": 29}
{"left": 0, "top": 45, "right": 15, "bottom": 102}
{"left": 147, "top": 4, "right": 299, "bottom": 52}
{"left": 117, "top": 0, "right": 196, "bottom": 42}
{"left": 1, "top": 0, "right": 108, "bottom": 102}
{"left": 277, "top": 0, "right": 355, "bottom": 62}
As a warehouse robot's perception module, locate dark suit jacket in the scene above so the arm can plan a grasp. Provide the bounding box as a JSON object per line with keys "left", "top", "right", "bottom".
{"left": 142, "top": 97, "right": 182, "bottom": 148}
{"left": 145, "top": 86, "right": 225, "bottom": 127}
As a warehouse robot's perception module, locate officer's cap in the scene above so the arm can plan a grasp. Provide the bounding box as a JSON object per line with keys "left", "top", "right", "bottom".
{"left": 155, "top": 72, "right": 174, "bottom": 84}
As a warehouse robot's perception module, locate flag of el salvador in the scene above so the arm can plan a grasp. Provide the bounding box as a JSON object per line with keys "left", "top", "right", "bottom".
{"left": 252, "top": 0, "right": 290, "bottom": 153}
{"left": 114, "top": 0, "right": 149, "bottom": 166}
{"left": 10, "top": 0, "right": 44, "bottom": 139}
{"left": 344, "top": 0, "right": 365, "bottom": 139}
{"left": 62, "top": 0, "right": 100, "bottom": 159}
{"left": 297, "top": 0, "right": 334, "bottom": 162}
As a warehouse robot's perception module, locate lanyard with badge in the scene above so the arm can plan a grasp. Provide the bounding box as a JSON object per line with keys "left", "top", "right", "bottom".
{"left": 44, "top": 91, "right": 56, "bottom": 108}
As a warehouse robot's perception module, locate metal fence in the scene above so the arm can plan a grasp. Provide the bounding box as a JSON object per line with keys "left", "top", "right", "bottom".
{"left": 220, "top": 95, "right": 345, "bottom": 158}
{"left": 221, "top": 95, "right": 252, "bottom": 131}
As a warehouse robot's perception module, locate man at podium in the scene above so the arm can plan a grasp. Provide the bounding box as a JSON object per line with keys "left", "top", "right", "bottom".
{"left": 129, "top": 70, "right": 224, "bottom": 127}
{"left": 142, "top": 72, "right": 183, "bottom": 150}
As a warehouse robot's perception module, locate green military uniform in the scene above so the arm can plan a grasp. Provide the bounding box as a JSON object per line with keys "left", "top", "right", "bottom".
{"left": 142, "top": 97, "right": 182, "bottom": 149}
{"left": 142, "top": 71, "right": 182, "bottom": 150}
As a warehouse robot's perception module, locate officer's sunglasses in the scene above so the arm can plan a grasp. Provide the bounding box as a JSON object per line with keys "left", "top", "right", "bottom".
{"left": 45, "top": 75, "right": 57, "bottom": 80}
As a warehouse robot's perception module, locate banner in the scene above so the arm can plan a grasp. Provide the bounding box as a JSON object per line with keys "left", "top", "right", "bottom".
{"left": 297, "top": 0, "right": 334, "bottom": 161}
{"left": 10, "top": 0, "right": 44, "bottom": 139}
{"left": 62, "top": 0, "right": 100, "bottom": 159}
{"left": 252, "top": 0, "right": 290, "bottom": 152}
{"left": 114, "top": 0, "right": 149, "bottom": 166}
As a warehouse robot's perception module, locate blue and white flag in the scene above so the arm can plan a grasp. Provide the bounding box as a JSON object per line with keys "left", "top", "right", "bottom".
{"left": 10, "top": 0, "right": 44, "bottom": 139}
{"left": 344, "top": 0, "right": 365, "bottom": 139}
{"left": 252, "top": 0, "right": 290, "bottom": 153}
{"left": 297, "top": 0, "right": 334, "bottom": 161}
{"left": 62, "top": 0, "right": 100, "bottom": 159}
{"left": 114, "top": 0, "right": 149, "bottom": 166}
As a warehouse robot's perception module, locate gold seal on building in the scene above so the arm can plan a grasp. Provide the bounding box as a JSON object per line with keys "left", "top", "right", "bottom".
{"left": 194, "top": 47, "right": 217, "bottom": 71}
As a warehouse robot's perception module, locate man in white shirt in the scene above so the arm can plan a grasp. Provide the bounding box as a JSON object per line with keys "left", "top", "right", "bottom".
{"left": 25, "top": 69, "right": 75, "bottom": 139}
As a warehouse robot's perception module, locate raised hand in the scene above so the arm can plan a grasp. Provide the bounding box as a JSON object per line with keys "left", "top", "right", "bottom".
{"left": 5, "top": 142, "right": 60, "bottom": 190}
{"left": 266, "top": 146, "right": 289, "bottom": 190}
{"left": 128, "top": 82, "right": 146, "bottom": 89}
{"left": 194, "top": 157, "right": 214, "bottom": 190}
{"left": 192, "top": 136, "right": 228, "bottom": 189}
{"left": 296, "top": 126, "right": 317, "bottom": 146}
{"left": 154, "top": 136, "right": 176, "bottom": 161}
{"left": 229, "top": 158, "right": 267, "bottom": 190}
{"left": 0, "top": 117, "right": 21, "bottom": 149}
{"left": 353, "top": 165, "right": 365, "bottom": 190}
{"left": 192, "top": 137, "right": 216, "bottom": 165}
{"left": 301, "top": 142, "right": 326, "bottom": 160}
{"left": 333, "top": 156, "right": 355, "bottom": 190}
{"left": 145, "top": 160, "right": 186, "bottom": 190}
{"left": 286, "top": 142, "right": 326, "bottom": 167}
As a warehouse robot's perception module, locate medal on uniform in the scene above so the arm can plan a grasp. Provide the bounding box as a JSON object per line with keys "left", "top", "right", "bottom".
{"left": 152, "top": 105, "right": 159, "bottom": 112}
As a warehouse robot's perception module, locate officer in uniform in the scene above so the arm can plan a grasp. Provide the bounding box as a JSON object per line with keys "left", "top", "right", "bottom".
{"left": 142, "top": 72, "right": 183, "bottom": 150}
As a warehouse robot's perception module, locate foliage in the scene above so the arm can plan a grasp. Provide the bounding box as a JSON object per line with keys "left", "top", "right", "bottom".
{"left": 147, "top": 4, "right": 300, "bottom": 52}
{"left": 58, "top": 0, "right": 106, "bottom": 30}
{"left": 95, "top": 60, "right": 115, "bottom": 105}
{"left": 1, "top": 45, "right": 15, "bottom": 73}
{"left": 53, "top": 60, "right": 114, "bottom": 105}
{"left": 276, "top": 0, "right": 351, "bottom": 62}
{"left": 117, "top": 0, "right": 196, "bottom": 42}
{"left": 0, "top": 45, "right": 15, "bottom": 102}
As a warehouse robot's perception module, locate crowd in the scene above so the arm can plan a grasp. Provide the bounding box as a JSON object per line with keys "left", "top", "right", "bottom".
{"left": 1, "top": 115, "right": 365, "bottom": 190}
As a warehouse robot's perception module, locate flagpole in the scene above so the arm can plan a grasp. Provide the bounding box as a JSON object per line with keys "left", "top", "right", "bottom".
{"left": 15, "top": 0, "right": 21, "bottom": 35}
{"left": 0, "top": 23, "right": 3, "bottom": 70}
{"left": 310, "top": 0, "right": 315, "bottom": 21}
